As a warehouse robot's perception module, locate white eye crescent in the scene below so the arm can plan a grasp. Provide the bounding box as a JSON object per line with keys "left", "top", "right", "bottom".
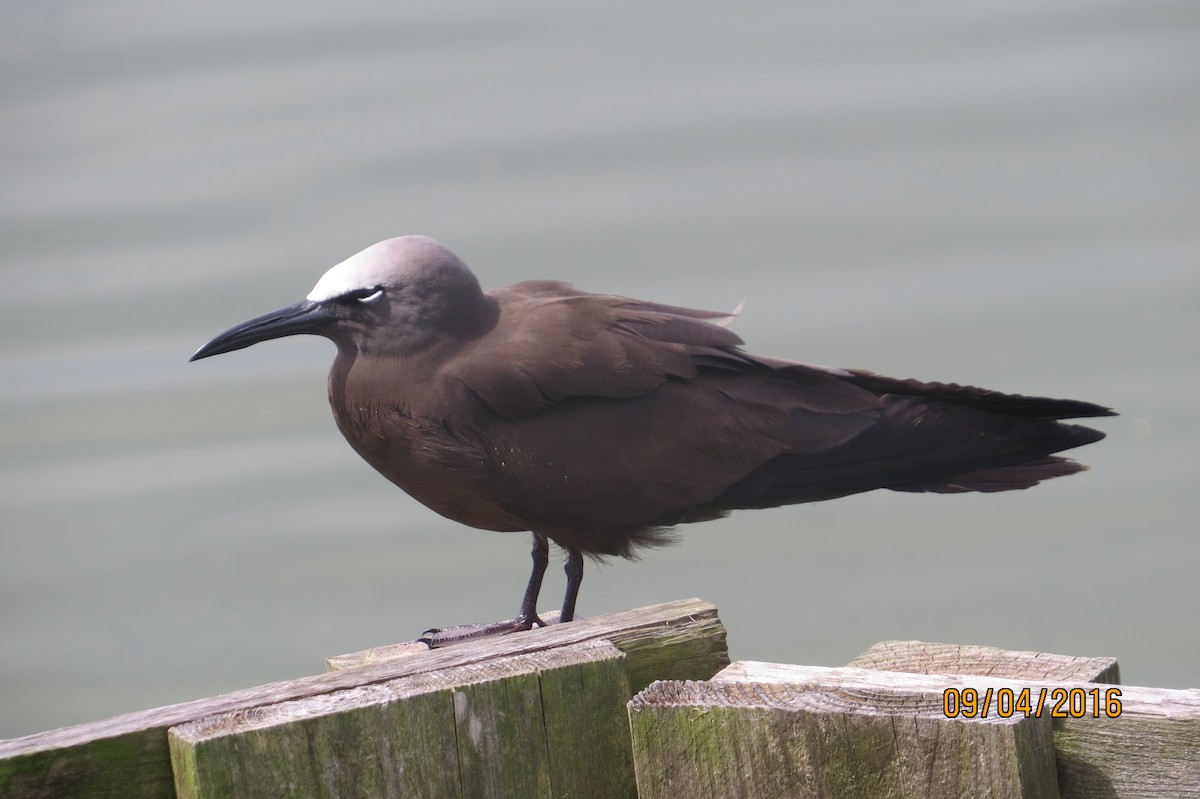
{"left": 357, "top": 288, "right": 385, "bottom": 304}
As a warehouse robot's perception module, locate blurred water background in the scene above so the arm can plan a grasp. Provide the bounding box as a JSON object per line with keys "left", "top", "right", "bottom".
{"left": 2, "top": 0, "right": 1197, "bottom": 738}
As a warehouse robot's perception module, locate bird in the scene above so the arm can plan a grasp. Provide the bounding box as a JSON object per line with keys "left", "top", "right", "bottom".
{"left": 191, "top": 235, "right": 1114, "bottom": 642}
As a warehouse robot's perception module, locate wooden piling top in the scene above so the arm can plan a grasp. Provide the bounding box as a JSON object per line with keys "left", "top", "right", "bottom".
{"left": 3, "top": 600, "right": 1198, "bottom": 799}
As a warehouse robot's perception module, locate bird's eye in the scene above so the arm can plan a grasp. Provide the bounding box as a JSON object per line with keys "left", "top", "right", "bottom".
{"left": 346, "top": 287, "right": 384, "bottom": 305}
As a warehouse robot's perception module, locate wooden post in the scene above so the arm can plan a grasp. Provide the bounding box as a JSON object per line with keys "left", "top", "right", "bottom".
{"left": 629, "top": 669, "right": 1060, "bottom": 799}
{"left": 628, "top": 657, "right": 1200, "bottom": 796}
{"left": 849, "top": 640, "right": 1121, "bottom": 684}
{"left": 845, "top": 642, "right": 1200, "bottom": 797}
{"left": 5, "top": 608, "right": 1198, "bottom": 799}
{"left": 0, "top": 598, "right": 726, "bottom": 799}
{"left": 170, "top": 641, "right": 635, "bottom": 799}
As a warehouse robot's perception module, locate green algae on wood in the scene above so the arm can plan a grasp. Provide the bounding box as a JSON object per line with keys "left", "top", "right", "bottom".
{"left": 628, "top": 676, "right": 1059, "bottom": 799}
{"left": 169, "top": 642, "right": 633, "bottom": 799}
{"left": 0, "top": 598, "right": 726, "bottom": 799}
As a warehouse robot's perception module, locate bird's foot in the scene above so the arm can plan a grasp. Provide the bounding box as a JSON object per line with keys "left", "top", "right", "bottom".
{"left": 417, "top": 612, "right": 551, "bottom": 648}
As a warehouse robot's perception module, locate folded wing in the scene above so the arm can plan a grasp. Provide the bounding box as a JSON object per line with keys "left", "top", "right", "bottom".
{"left": 438, "top": 284, "right": 1111, "bottom": 555}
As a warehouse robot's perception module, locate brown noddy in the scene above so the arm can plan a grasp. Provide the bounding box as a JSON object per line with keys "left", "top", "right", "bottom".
{"left": 191, "top": 235, "right": 1114, "bottom": 642}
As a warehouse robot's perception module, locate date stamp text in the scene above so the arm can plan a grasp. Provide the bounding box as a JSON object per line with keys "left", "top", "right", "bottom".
{"left": 943, "top": 687, "right": 1123, "bottom": 719}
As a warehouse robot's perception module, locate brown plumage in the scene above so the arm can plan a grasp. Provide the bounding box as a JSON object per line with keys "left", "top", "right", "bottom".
{"left": 192, "top": 235, "right": 1113, "bottom": 638}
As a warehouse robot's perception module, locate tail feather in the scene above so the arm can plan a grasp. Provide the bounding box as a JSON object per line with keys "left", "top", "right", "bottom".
{"left": 890, "top": 456, "right": 1087, "bottom": 493}
{"left": 844, "top": 370, "right": 1116, "bottom": 420}
{"left": 709, "top": 395, "right": 1109, "bottom": 509}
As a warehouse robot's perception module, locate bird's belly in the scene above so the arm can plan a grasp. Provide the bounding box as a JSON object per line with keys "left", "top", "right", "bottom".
{"left": 333, "top": 403, "right": 529, "bottom": 533}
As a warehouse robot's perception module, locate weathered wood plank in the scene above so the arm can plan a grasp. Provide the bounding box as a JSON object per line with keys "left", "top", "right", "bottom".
{"left": 0, "top": 727, "right": 173, "bottom": 799}
{"left": 849, "top": 640, "right": 1121, "bottom": 684}
{"left": 450, "top": 664, "right": 551, "bottom": 799}
{"left": 170, "top": 678, "right": 459, "bottom": 799}
{"left": 0, "top": 598, "right": 724, "bottom": 799}
{"left": 170, "top": 641, "right": 633, "bottom": 799}
{"left": 539, "top": 643, "right": 636, "bottom": 799}
{"left": 324, "top": 641, "right": 430, "bottom": 672}
{"left": 630, "top": 675, "right": 1059, "bottom": 799}
{"left": 717, "top": 662, "right": 1200, "bottom": 799}
{"left": 324, "top": 602, "right": 727, "bottom": 695}
{"left": 324, "top": 610, "right": 562, "bottom": 672}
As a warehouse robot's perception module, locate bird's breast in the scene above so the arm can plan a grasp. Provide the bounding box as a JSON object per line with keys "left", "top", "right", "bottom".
{"left": 327, "top": 355, "right": 527, "bottom": 533}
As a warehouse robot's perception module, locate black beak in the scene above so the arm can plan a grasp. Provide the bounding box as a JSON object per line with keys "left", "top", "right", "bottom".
{"left": 190, "top": 300, "right": 336, "bottom": 361}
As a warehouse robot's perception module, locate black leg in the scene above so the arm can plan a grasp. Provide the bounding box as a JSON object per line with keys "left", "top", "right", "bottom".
{"left": 418, "top": 533, "right": 550, "bottom": 647}
{"left": 516, "top": 533, "right": 550, "bottom": 627}
{"left": 560, "top": 548, "right": 584, "bottom": 623}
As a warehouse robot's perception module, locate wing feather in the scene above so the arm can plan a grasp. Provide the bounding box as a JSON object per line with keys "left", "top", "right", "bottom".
{"left": 448, "top": 285, "right": 749, "bottom": 418}
{"left": 414, "top": 282, "right": 1111, "bottom": 556}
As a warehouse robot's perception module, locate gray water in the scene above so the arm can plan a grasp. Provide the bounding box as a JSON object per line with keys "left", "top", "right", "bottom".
{"left": 2, "top": 0, "right": 1198, "bottom": 739}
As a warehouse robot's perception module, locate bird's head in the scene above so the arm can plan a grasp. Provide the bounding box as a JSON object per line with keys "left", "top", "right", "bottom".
{"left": 190, "top": 235, "right": 494, "bottom": 362}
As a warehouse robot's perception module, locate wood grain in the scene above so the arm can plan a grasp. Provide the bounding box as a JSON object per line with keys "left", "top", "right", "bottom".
{"left": 850, "top": 640, "right": 1120, "bottom": 684}
{"left": 0, "top": 598, "right": 725, "bottom": 799}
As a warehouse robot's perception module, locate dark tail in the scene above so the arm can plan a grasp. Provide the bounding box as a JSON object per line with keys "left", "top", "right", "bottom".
{"left": 712, "top": 369, "right": 1113, "bottom": 508}
{"left": 844, "top": 369, "right": 1116, "bottom": 421}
